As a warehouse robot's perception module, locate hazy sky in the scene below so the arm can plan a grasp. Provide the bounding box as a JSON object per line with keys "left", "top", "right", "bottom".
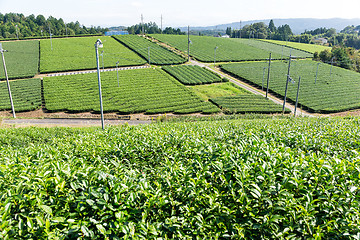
{"left": 1, "top": 0, "right": 360, "bottom": 27}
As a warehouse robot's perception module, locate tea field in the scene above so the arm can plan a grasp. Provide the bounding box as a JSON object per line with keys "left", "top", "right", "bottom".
{"left": 221, "top": 60, "right": 360, "bottom": 113}
{"left": 40, "top": 36, "right": 146, "bottom": 73}
{"left": 0, "top": 117, "right": 359, "bottom": 239}
{"left": 113, "top": 35, "right": 186, "bottom": 65}
{"left": 162, "top": 65, "right": 226, "bottom": 85}
{"left": 210, "top": 95, "right": 290, "bottom": 114}
{"left": 43, "top": 68, "right": 219, "bottom": 114}
{"left": 0, "top": 78, "right": 42, "bottom": 111}
{"left": 261, "top": 39, "right": 331, "bottom": 54}
{"left": 0, "top": 40, "right": 39, "bottom": 80}
{"left": 151, "top": 34, "right": 311, "bottom": 62}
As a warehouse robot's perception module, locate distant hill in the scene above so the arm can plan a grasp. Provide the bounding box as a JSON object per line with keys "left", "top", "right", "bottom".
{"left": 180, "top": 18, "right": 360, "bottom": 34}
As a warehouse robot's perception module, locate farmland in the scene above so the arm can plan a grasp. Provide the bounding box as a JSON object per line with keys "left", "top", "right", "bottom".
{"left": 189, "top": 82, "right": 249, "bottom": 100}
{"left": 0, "top": 78, "right": 42, "bottom": 111}
{"left": 113, "top": 35, "right": 186, "bottom": 65}
{"left": 43, "top": 68, "right": 219, "bottom": 114}
{"left": 210, "top": 95, "right": 290, "bottom": 114}
{"left": 40, "top": 36, "right": 146, "bottom": 73}
{"left": 261, "top": 39, "right": 332, "bottom": 54}
{"left": 221, "top": 60, "right": 360, "bottom": 113}
{"left": 0, "top": 40, "right": 39, "bottom": 80}
{"left": 0, "top": 117, "right": 359, "bottom": 239}
{"left": 151, "top": 34, "right": 311, "bottom": 62}
{"left": 162, "top": 65, "right": 226, "bottom": 85}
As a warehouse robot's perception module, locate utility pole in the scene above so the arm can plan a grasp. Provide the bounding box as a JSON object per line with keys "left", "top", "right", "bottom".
{"left": 315, "top": 62, "right": 320, "bottom": 84}
{"left": 49, "top": 24, "right": 53, "bottom": 50}
{"left": 141, "top": 14, "right": 144, "bottom": 35}
{"left": 294, "top": 76, "right": 301, "bottom": 117}
{"left": 266, "top": 53, "right": 271, "bottom": 98}
{"left": 214, "top": 46, "right": 218, "bottom": 67}
{"left": 116, "top": 61, "right": 119, "bottom": 87}
{"left": 0, "top": 43, "right": 16, "bottom": 118}
{"left": 282, "top": 54, "right": 293, "bottom": 113}
{"left": 15, "top": 25, "right": 19, "bottom": 40}
{"left": 161, "top": 14, "right": 163, "bottom": 33}
{"left": 188, "top": 26, "right": 191, "bottom": 62}
{"left": 95, "top": 39, "right": 105, "bottom": 130}
{"left": 239, "top": 20, "right": 242, "bottom": 38}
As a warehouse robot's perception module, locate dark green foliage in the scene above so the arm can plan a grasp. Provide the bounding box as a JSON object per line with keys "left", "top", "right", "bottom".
{"left": 0, "top": 12, "right": 107, "bottom": 39}
{"left": 0, "top": 78, "right": 41, "bottom": 111}
{"left": 221, "top": 60, "right": 360, "bottom": 113}
{"left": 113, "top": 35, "right": 186, "bottom": 65}
{"left": 162, "top": 65, "right": 226, "bottom": 85}
{"left": 0, "top": 117, "right": 359, "bottom": 239}
{"left": 43, "top": 68, "right": 219, "bottom": 114}
{"left": 210, "top": 95, "right": 289, "bottom": 114}
{"left": 0, "top": 40, "right": 39, "bottom": 80}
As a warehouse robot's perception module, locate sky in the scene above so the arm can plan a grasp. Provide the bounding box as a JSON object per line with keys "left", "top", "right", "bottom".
{"left": 1, "top": 0, "right": 360, "bottom": 28}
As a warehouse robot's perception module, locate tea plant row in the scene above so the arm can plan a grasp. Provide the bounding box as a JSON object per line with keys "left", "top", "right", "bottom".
{"left": 162, "top": 65, "right": 227, "bottom": 85}
{"left": 0, "top": 117, "right": 359, "bottom": 238}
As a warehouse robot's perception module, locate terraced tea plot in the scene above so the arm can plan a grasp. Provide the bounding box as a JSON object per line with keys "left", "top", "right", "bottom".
{"left": 151, "top": 34, "right": 310, "bottom": 62}
{"left": 190, "top": 82, "right": 249, "bottom": 100}
{"left": 210, "top": 95, "right": 289, "bottom": 114}
{"left": 162, "top": 65, "right": 226, "bottom": 85}
{"left": 113, "top": 35, "right": 186, "bottom": 65}
{"left": 43, "top": 68, "right": 219, "bottom": 114}
{"left": 1, "top": 117, "right": 359, "bottom": 239}
{"left": 261, "top": 39, "right": 331, "bottom": 53}
{"left": 221, "top": 60, "right": 360, "bottom": 113}
{"left": 0, "top": 78, "right": 41, "bottom": 111}
{"left": 0, "top": 40, "right": 39, "bottom": 80}
{"left": 40, "top": 36, "right": 146, "bottom": 73}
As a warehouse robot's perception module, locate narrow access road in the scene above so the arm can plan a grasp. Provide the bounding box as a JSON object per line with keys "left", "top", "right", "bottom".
{"left": 190, "top": 59, "right": 313, "bottom": 117}
{"left": 3, "top": 118, "right": 151, "bottom": 127}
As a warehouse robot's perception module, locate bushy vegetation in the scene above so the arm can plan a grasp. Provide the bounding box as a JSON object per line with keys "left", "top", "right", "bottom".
{"left": 39, "top": 36, "right": 146, "bottom": 73}
{"left": 113, "top": 35, "right": 186, "bottom": 65}
{"left": 210, "top": 95, "right": 289, "bottom": 114}
{"left": 221, "top": 60, "right": 360, "bottom": 113}
{"left": 261, "top": 39, "right": 331, "bottom": 54}
{"left": 0, "top": 40, "right": 39, "bottom": 80}
{"left": 0, "top": 12, "right": 107, "bottom": 39}
{"left": 43, "top": 68, "right": 219, "bottom": 114}
{"left": 0, "top": 78, "right": 41, "bottom": 111}
{"left": 162, "top": 65, "right": 226, "bottom": 85}
{"left": 0, "top": 117, "right": 359, "bottom": 239}
{"left": 152, "top": 34, "right": 310, "bottom": 62}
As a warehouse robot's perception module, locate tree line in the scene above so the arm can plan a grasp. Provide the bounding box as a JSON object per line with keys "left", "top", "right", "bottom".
{"left": 0, "top": 13, "right": 108, "bottom": 39}
{"left": 126, "top": 22, "right": 184, "bottom": 35}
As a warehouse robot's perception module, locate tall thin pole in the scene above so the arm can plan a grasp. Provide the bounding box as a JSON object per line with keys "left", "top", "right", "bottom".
{"left": 214, "top": 46, "right": 218, "bottom": 67}
{"left": 266, "top": 53, "right": 271, "bottom": 98}
{"left": 141, "top": 14, "right": 144, "bottom": 35}
{"left": 188, "top": 26, "right": 190, "bottom": 62}
{"left": 116, "top": 61, "right": 119, "bottom": 87}
{"left": 239, "top": 20, "right": 242, "bottom": 38}
{"left": 315, "top": 62, "right": 320, "bottom": 84}
{"left": 161, "top": 15, "right": 163, "bottom": 33}
{"left": 49, "top": 24, "right": 53, "bottom": 51}
{"left": 95, "top": 39, "right": 104, "bottom": 130}
{"left": 294, "top": 76, "right": 301, "bottom": 117}
{"left": 0, "top": 44, "right": 16, "bottom": 118}
{"left": 282, "top": 54, "right": 292, "bottom": 113}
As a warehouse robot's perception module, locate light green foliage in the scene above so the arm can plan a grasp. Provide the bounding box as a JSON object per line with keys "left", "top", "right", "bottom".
{"left": 210, "top": 95, "right": 289, "bottom": 114}
{"left": 151, "top": 34, "right": 311, "bottom": 62}
{"left": 190, "top": 82, "right": 249, "bottom": 100}
{"left": 221, "top": 60, "right": 360, "bottom": 113}
{"left": 261, "top": 39, "right": 332, "bottom": 54}
{"left": 113, "top": 35, "right": 186, "bottom": 65}
{"left": 162, "top": 65, "right": 226, "bottom": 85}
{"left": 0, "top": 78, "right": 41, "bottom": 111}
{"left": 0, "top": 40, "right": 39, "bottom": 80}
{"left": 40, "top": 36, "right": 146, "bottom": 73}
{"left": 43, "top": 68, "right": 219, "bottom": 114}
{"left": 0, "top": 117, "right": 359, "bottom": 239}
